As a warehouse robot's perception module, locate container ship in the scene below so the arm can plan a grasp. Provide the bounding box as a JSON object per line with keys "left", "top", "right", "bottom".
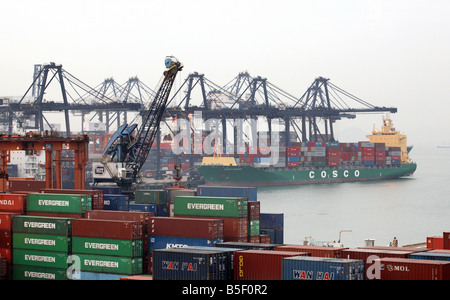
{"left": 197, "top": 116, "right": 417, "bottom": 187}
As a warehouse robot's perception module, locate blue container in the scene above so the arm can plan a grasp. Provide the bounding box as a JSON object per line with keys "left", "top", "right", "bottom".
{"left": 156, "top": 204, "right": 168, "bottom": 216}
{"left": 152, "top": 248, "right": 228, "bottom": 280}
{"left": 361, "top": 160, "right": 375, "bottom": 166}
{"left": 259, "top": 213, "right": 284, "bottom": 229}
{"left": 128, "top": 203, "right": 158, "bottom": 214}
{"left": 94, "top": 186, "right": 122, "bottom": 195}
{"left": 149, "top": 235, "right": 223, "bottom": 251}
{"left": 196, "top": 186, "right": 257, "bottom": 201}
{"left": 104, "top": 194, "right": 129, "bottom": 211}
{"left": 74, "top": 271, "right": 124, "bottom": 280}
{"left": 410, "top": 252, "right": 450, "bottom": 261}
{"left": 287, "top": 156, "right": 300, "bottom": 162}
{"left": 282, "top": 256, "right": 365, "bottom": 280}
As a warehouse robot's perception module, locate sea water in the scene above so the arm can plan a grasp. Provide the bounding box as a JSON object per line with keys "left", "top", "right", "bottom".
{"left": 258, "top": 146, "right": 450, "bottom": 249}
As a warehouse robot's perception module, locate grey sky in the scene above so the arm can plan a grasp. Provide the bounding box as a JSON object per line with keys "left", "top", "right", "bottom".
{"left": 1, "top": 0, "right": 450, "bottom": 148}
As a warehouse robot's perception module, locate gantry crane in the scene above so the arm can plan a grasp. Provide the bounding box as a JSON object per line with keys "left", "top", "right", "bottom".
{"left": 92, "top": 56, "right": 183, "bottom": 189}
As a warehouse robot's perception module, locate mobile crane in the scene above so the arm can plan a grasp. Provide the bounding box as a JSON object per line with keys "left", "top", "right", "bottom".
{"left": 92, "top": 56, "right": 183, "bottom": 189}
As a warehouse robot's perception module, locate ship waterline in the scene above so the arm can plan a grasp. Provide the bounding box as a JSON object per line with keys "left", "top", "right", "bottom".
{"left": 197, "top": 163, "right": 417, "bottom": 187}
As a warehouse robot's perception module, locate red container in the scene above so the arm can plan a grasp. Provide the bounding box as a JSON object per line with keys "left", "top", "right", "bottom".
{"left": 120, "top": 275, "right": 153, "bottom": 280}
{"left": 223, "top": 217, "right": 248, "bottom": 239}
{"left": 148, "top": 217, "right": 223, "bottom": 239}
{"left": 72, "top": 219, "right": 143, "bottom": 240}
{"left": 275, "top": 245, "right": 348, "bottom": 258}
{"left": 27, "top": 211, "right": 84, "bottom": 219}
{"left": 41, "top": 189, "right": 104, "bottom": 210}
{"left": 248, "top": 236, "right": 260, "bottom": 243}
{"left": 0, "top": 230, "right": 12, "bottom": 248}
{"left": 378, "top": 258, "right": 450, "bottom": 280}
{"left": 248, "top": 201, "right": 260, "bottom": 220}
{"left": 427, "top": 236, "right": 444, "bottom": 249}
{"left": 260, "top": 235, "right": 271, "bottom": 244}
{"left": 234, "top": 250, "right": 309, "bottom": 280}
{"left": 0, "top": 248, "right": 12, "bottom": 265}
{"left": 286, "top": 162, "right": 300, "bottom": 167}
{"left": 0, "top": 212, "right": 16, "bottom": 230}
{"left": 0, "top": 194, "right": 26, "bottom": 213}
{"left": 357, "top": 246, "right": 430, "bottom": 254}
{"left": 86, "top": 210, "right": 153, "bottom": 233}
{"left": 9, "top": 180, "right": 46, "bottom": 192}
{"left": 444, "top": 232, "right": 450, "bottom": 249}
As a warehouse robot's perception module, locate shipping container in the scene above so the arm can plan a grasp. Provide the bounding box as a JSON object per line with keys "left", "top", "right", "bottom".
{"left": 0, "top": 194, "right": 26, "bottom": 213}
{"left": 248, "top": 201, "right": 260, "bottom": 220}
{"left": 13, "top": 249, "right": 69, "bottom": 269}
{"left": 93, "top": 186, "right": 122, "bottom": 195}
{"left": 13, "top": 264, "right": 69, "bottom": 280}
{"left": 282, "top": 256, "right": 365, "bottom": 280}
{"left": 197, "top": 186, "right": 257, "bottom": 201}
{"left": 13, "top": 233, "right": 71, "bottom": 252}
{"left": 128, "top": 203, "right": 158, "bottom": 214}
{"left": 9, "top": 180, "right": 46, "bottom": 193}
{"left": 135, "top": 190, "right": 167, "bottom": 204}
{"left": 85, "top": 210, "right": 152, "bottom": 233}
{"left": 377, "top": 258, "right": 450, "bottom": 280}
{"left": 410, "top": 251, "right": 450, "bottom": 261}
{"left": 444, "top": 232, "right": 450, "bottom": 250}
{"left": 248, "top": 219, "right": 260, "bottom": 237}
{"left": 166, "top": 188, "right": 196, "bottom": 204}
{"left": 77, "top": 254, "right": 143, "bottom": 275}
{"left": 72, "top": 219, "right": 143, "bottom": 240}
{"left": 72, "top": 236, "right": 143, "bottom": 257}
{"left": 427, "top": 236, "right": 444, "bottom": 249}
{"left": 149, "top": 217, "right": 223, "bottom": 239}
{"left": 174, "top": 196, "right": 248, "bottom": 218}
{"left": 41, "top": 189, "right": 104, "bottom": 210}
{"left": 13, "top": 215, "right": 72, "bottom": 236}
{"left": 275, "top": 245, "right": 348, "bottom": 258}
{"left": 0, "top": 212, "right": 16, "bottom": 230}
{"left": 152, "top": 248, "right": 228, "bottom": 280}
{"left": 260, "top": 213, "right": 283, "bottom": 229}
{"left": 0, "top": 230, "right": 12, "bottom": 248}
{"left": 149, "top": 235, "right": 222, "bottom": 251}
{"left": 0, "top": 257, "right": 7, "bottom": 278}
{"left": 259, "top": 228, "right": 284, "bottom": 244}
{"left": 26, "top": 193, "right": 92, "bottom": 214}
{"left": 104, "top": 194, "right": 129, "bottom": 211}
{"left": 234, "top": 250, "right": 309, "bottom": 280}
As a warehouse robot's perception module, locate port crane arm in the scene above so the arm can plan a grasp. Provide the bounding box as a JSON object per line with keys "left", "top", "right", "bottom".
{"left": 125, "top": 57, "right": 183, "bottom": 181}
{"left": 93, "top": 57, "right": 183, "bottom": 188}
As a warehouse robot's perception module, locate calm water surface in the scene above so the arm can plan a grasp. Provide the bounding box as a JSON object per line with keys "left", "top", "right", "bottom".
{"left": 258, "top": 146, "right": 450, "bottom": 248}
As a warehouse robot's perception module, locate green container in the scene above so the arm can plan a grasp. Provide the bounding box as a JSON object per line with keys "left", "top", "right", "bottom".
{"left": 72, "top": 237, "right": 143, "bottom": 257}
{"left": 77, "top": 254, "right": 143, "bottom": 275}
{"left": 26, "top": 193, "right": 92, "bottom": 214}
{"left": 13, "top": 233, "right": 71, "bottom": 252}
{"left": 135, "top": 190, "right": 167, "bottom": 204}
{"left": 173, "top": 196, "right": 248, "bottom": 218}
{"left": 13, "top": 265, "right": 69, "bottom": 280}
{"left": 13, "top": 249, "right": 69, "bottom": 269}
{"left": 248, "top": 219, "right": 260, "bottom": 237}
{"left": 13, "top": 215, "right": 72, "bottom": 236}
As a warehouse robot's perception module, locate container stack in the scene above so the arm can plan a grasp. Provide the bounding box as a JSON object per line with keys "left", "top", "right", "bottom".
{"left": 40, "top": 189, "right": 104, "bottom": 210}
{"left": 12, "top": 215, "right": 72, "bottom": 280}
{"left": 103, "top": 194, "right": 129, "bottom": 211}
{"left": 84, "top": 210, "right": 153, "bottom": 274}
{"left": 71, "top": 219, "right": 144, "bottom": 279}
{"left": 135, "top": 190, "right": 168, "bottom": 216}
{"left": 386, "top": 146, "right": 402, "bottom": 165}
{"left": 247, "top": 201, "right": 260, "bottom": 243}
{"left": 259, "top": 213, "right": 284, "bottom": 244}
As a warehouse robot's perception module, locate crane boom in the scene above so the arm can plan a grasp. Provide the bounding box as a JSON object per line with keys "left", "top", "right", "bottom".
{"left": 92, "top": 56, "right": 183, "bottom": 188}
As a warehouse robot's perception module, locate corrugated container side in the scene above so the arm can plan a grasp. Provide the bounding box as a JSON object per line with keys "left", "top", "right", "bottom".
{"left": 103, "top": 194, "right": 129, "bottom": 211}
{"left": 149, "top": 235, "right": 222, "bottom": 251}
{"left": 0, "top": 194, "right": 26, "bottom": 213}
{"left": 234, "top": 250, "right": 309, "bottom": 280}
{"left": 0, "top": 212, "right": 16, "bottom": 230}
{"left": 135, "top": 190, "right": 167, "bottom": 205}
{"left": 173, "top": 196, "right": 248, "bottom": 218}
{"left": 85, "top": 210, "right": 151, "bottom": 233}
{"left": 13, "top": 249, "right": 69, "bottom": 269}
{"left": 12, "top": 215, "right": 72, "bottom": 236}
{"left": 72, "top": 236, "right": 143, "bottom": 257}
{"left": 275, "top": 245, "right": 348, "bottom": 258}
{"left": 13, "top": 265, "right": 69, "bottom": 280}
{"left": 77, "top": 254, "right": 143, "bottom": 275}
{"left": 197, "top": 186, "right": 257, "bottom": 202}
{"left": 152, "top": 248, "right": 228, "bottom": 280}
{"left": 378, "top": 258, "right": 450, "bottom": 280}
{"left": 444, "top": 232, "right": 450, "bottom": 250}
{"left": 248, "top": 201, "right": 260, "bottom": 220}
{"left": 72, "top": 219, "right": 143, "bottom": 240}
{"left": 26, "top": 193, "right": 91, "bottom": 214}
{"left": 259, "top": 213, "right": 283, "bottom": 229}
{"left": 41, "top": 189, "right": 104, "bottom": 210}
{"left": 13, "top": 233, "right": 71, "bottom": 252}
{"left": 149, "top": 217, "right": 223, "bottom": 239}
{"left": 409, "top": 251, "right": 450, "bottom": 261}
{"left": 282, "top": 256, "right": 365, "bottom": 280}
{"left": 427, "top": 236, "right": 444, "bottom": 249}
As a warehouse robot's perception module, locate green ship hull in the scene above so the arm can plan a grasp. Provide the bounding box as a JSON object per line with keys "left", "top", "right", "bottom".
{"left": 197, "top": 163, "right": 417, "bottom": 187}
